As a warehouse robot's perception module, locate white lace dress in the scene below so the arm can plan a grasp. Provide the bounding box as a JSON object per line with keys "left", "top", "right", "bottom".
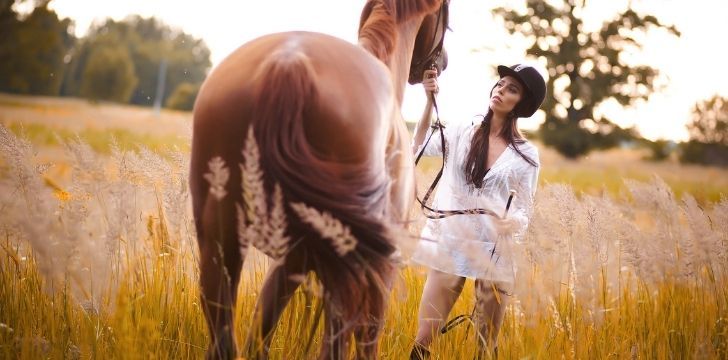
{"left": 411, "top": 119, "right": 540, "bottom": 283}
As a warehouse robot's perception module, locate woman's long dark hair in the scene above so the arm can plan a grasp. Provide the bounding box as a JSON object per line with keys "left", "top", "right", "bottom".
{"left": 464, "top": 87, "right": 538, "bottom": 188}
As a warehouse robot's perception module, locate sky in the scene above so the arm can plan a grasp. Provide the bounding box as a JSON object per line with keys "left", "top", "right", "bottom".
{"left": 48, "top": 0, "right": 728, "bottom": 142}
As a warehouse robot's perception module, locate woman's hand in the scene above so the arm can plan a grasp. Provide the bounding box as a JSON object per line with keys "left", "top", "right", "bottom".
{"left": 422, "top": 69, "right": 439, "bottom": 96}
{"left": 412, "top": 69, "right": 439, "bottom": 154}
{"left": 491, "top": 217, "right": 520, "bottom": 237}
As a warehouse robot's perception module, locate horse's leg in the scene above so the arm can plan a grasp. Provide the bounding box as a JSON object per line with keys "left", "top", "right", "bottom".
{"left": 197, "top": 194, "right": 244, "bottom": 360}
{"left": 354, "top": 269, "right": 395, "bottom": 359}
{"left": 245, "top": 257, "right": 303, "bottom": 359}
{"left": 353, "top": 310, "right": 384, "bottom": 359}
{"left": 320, "top": 301, "right": 351, "bottom": 360}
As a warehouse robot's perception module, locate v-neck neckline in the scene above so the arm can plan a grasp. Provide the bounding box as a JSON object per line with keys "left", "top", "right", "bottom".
{"left": 484, "top": 145, "right": 510, "bottom": 178}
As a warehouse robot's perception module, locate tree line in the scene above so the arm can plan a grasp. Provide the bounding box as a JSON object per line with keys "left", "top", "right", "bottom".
{"left": 495, "top": 0, "right": 726, "bottom": 165}
{"left": 1, "top": 0, "right": 725, "bottom": 165}
{"left": 0, "top": 0, "right": 209, "bottom": 110}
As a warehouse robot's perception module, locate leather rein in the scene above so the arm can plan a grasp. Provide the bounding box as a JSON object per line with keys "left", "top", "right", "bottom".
{"left": 414, "top": 96, "right": 508, "bottom": 220}
{"left": 411, "top": 1, "right": 512, "bottom": 220}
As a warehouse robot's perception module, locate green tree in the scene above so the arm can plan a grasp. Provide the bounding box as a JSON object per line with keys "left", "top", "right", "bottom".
{"left": 493, "top": 0, "right": 680, "bottom": 158}
{"left": 78, "top": 45, "right": 138, "bottom": 102}
{"left": 640, "top": 138, "right": 674, "bottom": 161}
{"left": 679, "top": 95, "right": 728, "bottom": 166}
{"left": 687, "top": 95, "right": 728, "bottom": 146}
{"left": 0, "top": 0, "right": 75, "bottom": 95}
{"left": 62, "top": 15, "right": 211, "bottom": 107}
{"left": 165, "top": 82, "right": 198, "bottom": 111}
{"left": 60, "top": 26, "right": 129, "bottom": 97}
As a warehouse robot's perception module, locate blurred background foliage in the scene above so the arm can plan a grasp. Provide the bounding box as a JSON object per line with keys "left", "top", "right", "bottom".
{"left": 494, "top": 0, "right": 680, "bottom": 158}
{"left": 0, "top": 0, "right": 74, "bottom": 96}
{"left": 0, "top": 0, "right": 209, "bottom": 110}
{"left": 1, "top": 0, "right": 726, "bottom": 166}
{"left": 494, "top": 0, "right": 728, "bottom": 165}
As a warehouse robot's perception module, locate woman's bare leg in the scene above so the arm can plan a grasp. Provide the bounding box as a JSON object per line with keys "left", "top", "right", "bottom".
{"left": 412, "top": 269, "right": 466, "bottom": 356}
{"left": 473, "top": 280, "right": 511, "bottom": 356}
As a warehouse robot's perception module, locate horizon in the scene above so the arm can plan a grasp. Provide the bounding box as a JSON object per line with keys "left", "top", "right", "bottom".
{"left": 44, "top": 0, "right": 728, "bottom": 142}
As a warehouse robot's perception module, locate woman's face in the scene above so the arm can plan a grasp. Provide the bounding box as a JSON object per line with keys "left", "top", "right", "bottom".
{"left": 489, "top": 76, "right": 524, "bottom": 115}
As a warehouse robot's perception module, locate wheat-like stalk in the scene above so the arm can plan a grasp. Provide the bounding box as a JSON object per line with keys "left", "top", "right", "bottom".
{"left": 241, "top": 127, "right": 266, "bottom": 224}
{"left": 235, "top": 127, "right": 289, "bottom": 259}
{"left": 682, "top": 194, "right": 721, "bottom": 273}
{"left": 263, "top": 183, "right": 289, "bottom": 258}
{"left": 0, "top": 124, "right": 38, "bottom": 205}
{"left": 161, "top": 149, "right": 190, "bottom": 239}
{"left": 712, "top": 196, "right": 728, "bottom": 269}
{"left": 290, "top": 202, "right": 357, "bottom": 257}
{"left": 4, "top": 113, "right": 728, "bottom": 359}
{"left": 203, "top": 157, "right": 229, "bottom": 201}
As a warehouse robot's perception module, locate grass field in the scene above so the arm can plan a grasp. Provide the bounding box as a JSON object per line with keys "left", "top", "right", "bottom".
{"left": 1, "top": 93, "right": 727, "bottom": 359}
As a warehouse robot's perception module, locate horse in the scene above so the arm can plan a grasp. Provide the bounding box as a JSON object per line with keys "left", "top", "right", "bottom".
{"left": 189, "top": 1, "right": 449, "bottom": 358}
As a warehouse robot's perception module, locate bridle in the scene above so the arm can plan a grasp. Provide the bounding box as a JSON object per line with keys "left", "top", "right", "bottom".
{"left": 408, "top": 0, "right": 449, "bottom": 85}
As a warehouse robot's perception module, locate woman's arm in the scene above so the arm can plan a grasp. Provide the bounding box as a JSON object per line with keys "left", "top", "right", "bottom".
{"left": 412, "top": 69, "right": 439, "bottom": 154}
{"left": 490, "top": 146, "right": 541, "bottom": 237}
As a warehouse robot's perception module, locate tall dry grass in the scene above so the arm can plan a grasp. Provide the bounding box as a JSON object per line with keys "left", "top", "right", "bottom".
{"left": 1, "top": 123, "right": 727, "bottom": 359}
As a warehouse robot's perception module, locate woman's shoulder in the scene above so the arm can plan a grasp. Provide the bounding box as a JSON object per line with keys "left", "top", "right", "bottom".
{"left": 513, "top": 138, "right": 538, "bottom": 152}
{"left": 447, "top": 118, "right": 477, "bottom": 131}
{"left": 440, "top": 118, "right": 476, "bottom": 139}
{"left": 511, "top": 139, "right": 540, "bottom": 163}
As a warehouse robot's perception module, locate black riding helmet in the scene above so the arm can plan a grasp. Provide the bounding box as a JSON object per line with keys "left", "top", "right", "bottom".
{"left": 496, "top": 64, "right": 546, "bottom": 117}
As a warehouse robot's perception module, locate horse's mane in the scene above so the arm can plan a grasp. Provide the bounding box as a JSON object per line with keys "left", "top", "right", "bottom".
{"left": 358, "top": 0, "right": 442, "bottom": 63}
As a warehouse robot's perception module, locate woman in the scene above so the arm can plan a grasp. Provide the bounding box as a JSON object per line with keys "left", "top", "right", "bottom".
{"left": 409, "top": 64, "right": 546, "bottom": 359}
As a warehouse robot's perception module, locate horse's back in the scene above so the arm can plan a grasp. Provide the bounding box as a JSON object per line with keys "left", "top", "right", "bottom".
{"left": 190, "top": 31, "right": 401, "bottom": 234}
{"left": 190, "top": 31, "right": 399, "bottom": 227}
{"left": 193, "top": 31, "right": 394, "bottom": 166}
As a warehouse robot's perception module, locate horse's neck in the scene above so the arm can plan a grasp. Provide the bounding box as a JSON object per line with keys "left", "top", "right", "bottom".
{"left": 389, "top": 17, "right": 423, "bottom": 105}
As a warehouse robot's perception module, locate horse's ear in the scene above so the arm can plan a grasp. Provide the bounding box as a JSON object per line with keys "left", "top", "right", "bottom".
{"left": 358, "top": 1, "right": 376, "bottom": 31}
{"left": 395, "top": 0, "right": 442, "bottom": 22}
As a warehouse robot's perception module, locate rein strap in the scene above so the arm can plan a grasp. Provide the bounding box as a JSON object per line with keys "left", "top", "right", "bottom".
{"left": 414, "top": 95, "right": 502, "bottom": 220}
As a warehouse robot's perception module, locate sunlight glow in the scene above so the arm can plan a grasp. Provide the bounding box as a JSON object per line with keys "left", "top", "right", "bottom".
{"left": 49, "top": 0, "right": 728, "bottom": 142}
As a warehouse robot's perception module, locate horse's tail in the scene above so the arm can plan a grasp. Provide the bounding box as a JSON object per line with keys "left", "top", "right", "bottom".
{"left": 249, "top": 44, "right": 395, "bottom": 327}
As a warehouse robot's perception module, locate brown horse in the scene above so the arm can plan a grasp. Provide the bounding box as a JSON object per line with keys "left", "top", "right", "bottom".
{"left": 189, "top": 0, "right": 449, "bottom": 358}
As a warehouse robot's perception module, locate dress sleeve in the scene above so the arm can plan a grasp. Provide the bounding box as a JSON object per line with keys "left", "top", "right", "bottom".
{"left": 414, "top": 121, "right": 465, "bottom": 158}
{"left": 507, "top": 145, "right": 540, "bottom": 243}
